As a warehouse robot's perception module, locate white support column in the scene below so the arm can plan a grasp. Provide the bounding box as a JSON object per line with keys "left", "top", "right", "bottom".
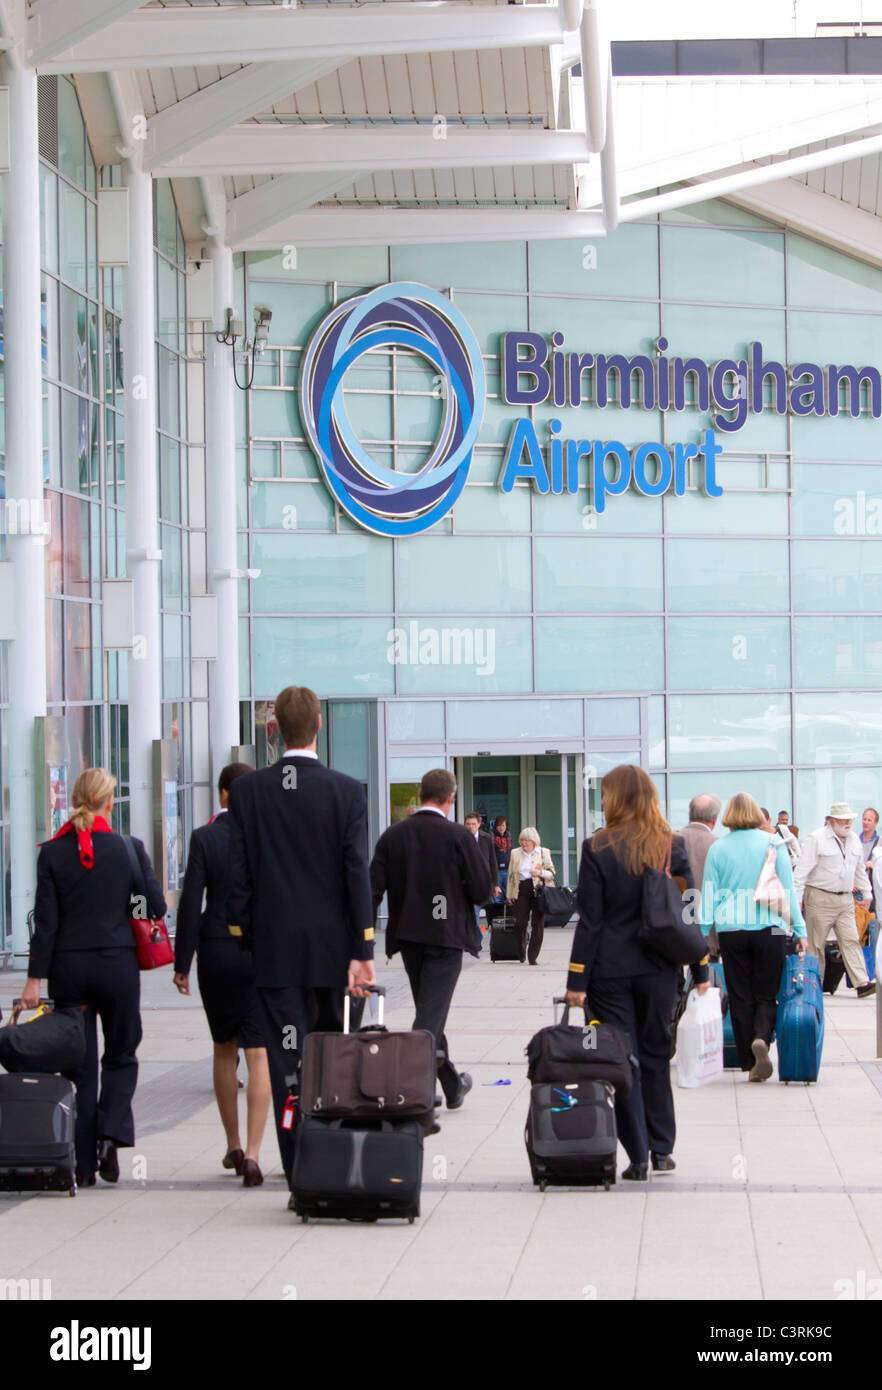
{"left": 4, "top": 62, "right": 46, "bottom": 961}
{"left": 123, "top": 163, "right": 162, "bottom": 845}
{"left": 204, "top": 240, "right": 240, "bottom": 771}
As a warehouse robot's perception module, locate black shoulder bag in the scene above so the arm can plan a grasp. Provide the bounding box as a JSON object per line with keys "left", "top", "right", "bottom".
{"left": 639, "top": 839, "right": 707, "bottom": 966}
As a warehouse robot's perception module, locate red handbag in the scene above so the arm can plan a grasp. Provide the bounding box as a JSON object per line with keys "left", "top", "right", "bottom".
{"left": 129, "top": 916, "right": 174, "bottom": 971}
{"left": 123, "top": 836, "right": 174, "bottom": 971}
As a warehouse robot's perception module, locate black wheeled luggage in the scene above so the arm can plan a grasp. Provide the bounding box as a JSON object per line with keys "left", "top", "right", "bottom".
{"left": 291, "top": 1116, "right": 423, "bottom": 1223}
{"left": 0, "top": 1073, "right": 77, "bottom": 1195}
{"left": 823, "top": 941, "right": 846, "bottom": 994}
{"left": 490, "top": 914, "right": 521, "bottom": 962}
{"left": 525, "top": 1081, "right": 617, "bottom": 1190}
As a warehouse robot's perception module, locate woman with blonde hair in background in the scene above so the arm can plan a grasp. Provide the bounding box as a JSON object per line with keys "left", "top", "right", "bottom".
{"left": 507, "top": 826, "right": 555, "bottom": 964}
{"left": 702, "top": 792, "right": 805, "bottom": 1081}
{"left": 565, "top": 765, "right": 710, "bottom": 1180}
{"left": 21, "top": 768, "right": 166, "bottom": 1186}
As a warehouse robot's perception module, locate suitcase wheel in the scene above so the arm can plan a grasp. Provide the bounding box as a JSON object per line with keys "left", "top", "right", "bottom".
{"left": 300, "top": 1215, "right": 308, "bottom": 1224}
{"left": 408, "top": 1214, "right": 415, "bottom": 1225}
{"left": 538, "top": 1179, "right": 547, "bottom": 1192}
{"left": 69, "top": 1185, "right": 77, "bottom": 1197}
{"left": 603, "top": 1180, "right": 611, "bottom": 1192}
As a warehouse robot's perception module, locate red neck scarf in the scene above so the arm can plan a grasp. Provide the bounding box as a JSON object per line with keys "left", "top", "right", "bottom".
{"left": 52, "top": 815, "right": 113, "bottom": 868}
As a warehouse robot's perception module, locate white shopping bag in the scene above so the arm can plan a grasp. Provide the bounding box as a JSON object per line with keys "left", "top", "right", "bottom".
{"left": 676, "top": 986, "right": 724, "bottom": 1089}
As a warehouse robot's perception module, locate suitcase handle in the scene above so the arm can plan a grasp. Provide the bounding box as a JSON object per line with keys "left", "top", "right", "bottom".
{"left": 552, "top": 995, "right": 592, "bottom": 1024}
{"left": 343, "top": 985, "right": 385, "bottom": 1034}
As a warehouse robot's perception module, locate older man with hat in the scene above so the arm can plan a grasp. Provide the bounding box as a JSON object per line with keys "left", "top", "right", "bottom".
{"left": 792, "top": 802, "right": 875, "bottom": 996}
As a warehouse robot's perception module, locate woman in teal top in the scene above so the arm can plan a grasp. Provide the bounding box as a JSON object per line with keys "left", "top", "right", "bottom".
{"left": 701, "top": 793, "right": 806, "bottom": 1082}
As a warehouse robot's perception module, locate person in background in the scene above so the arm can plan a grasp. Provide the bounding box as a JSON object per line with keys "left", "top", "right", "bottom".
{"left": 21, "top": 768, "right": 166, "bottom": 1187}
{"left": 770, "top": 810, "right": 800, "bottom": 864}
{"left": 679, "top": 794, "right": 721, "bottom": 954}
{"left": 464, "top": 811, "right": 502, "bottom": 937}
{"left": 225, "top": 685, "right": 375, "bottom": 1208}
{"left": 486, "top": 815, "right": 512, "bottom": 927}
{"left": 793, "top": 804, "right": 874, "bottom": 997}
{"left": 565, "top": 765, "right": 709, "bottom": 1179}
{"left": 507, "top": 827, "right": 554, "bottom": 965}
{"left": 174, "top": 763, "right": 271, "bottom": 1188}
{"left": 860, "top": 809, "right": 879, "bottom": 880}
{"left": 370, "top": 770, "right": 491, "bottom": 1114}
{"left": 702, "top": 794, "right": 805, "bottom": 1082}
{"left": 778, "top": 810, "right": 799, "bottom": 840}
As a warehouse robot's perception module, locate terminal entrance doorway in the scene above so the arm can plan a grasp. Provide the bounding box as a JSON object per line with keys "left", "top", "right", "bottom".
{"left": 455, "top": 754, "right": 583, "bottom": 887}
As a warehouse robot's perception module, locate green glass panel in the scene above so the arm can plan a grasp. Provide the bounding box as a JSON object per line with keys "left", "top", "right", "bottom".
{"left": 535, "top": 536, "right": 662, "bottom": 612}
{"left": 787, "top": 234, "right": 882, "bottom": 312}
{"left": 530, "top": 225, "right": 659, "bottom": 299}
{"left": 794, "top": 616, "right": 882, "bottom": 689}
{"left": 668, "top": 617, "right": 791, "bottom": 690}
{"left": 396, "top": 535, "right": 531, "bottom": 613}
{"left": 395, "top": 619, "right": 532, "bottom": 695}
{"left": 662, "top": 226, "right": 784, "bottom": 305}
{"left": 252, "top": 616, "right": 395, "bottom": 697}
{"left": 795, "top": 692, "right": 882, "bottom": 764}
{"left": 668, "top": 693, "right": 790, "bottom": 769}
{"left": 391, "top": 242, "right": 527, "bottom": 292}
{"left": 250, "top": 533, "right": 392, "bottom": 613}
{"left": 792, "top": 463, "right": 882, "bottom": 535}
{"left": 667, "top": 538, "right": 789, "bottom": 612}
{"left": 535, "top": 617, "right": 663, "bottom": 692}
{"left": 792, "top": 539, "right": 882, "bottom": 613}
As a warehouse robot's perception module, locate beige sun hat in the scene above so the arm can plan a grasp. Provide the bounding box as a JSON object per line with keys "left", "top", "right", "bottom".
{"left": 829, "top": 802, "right": 856, "bottom": 820}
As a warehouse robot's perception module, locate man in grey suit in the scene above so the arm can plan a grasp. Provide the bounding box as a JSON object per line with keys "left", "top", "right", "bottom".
{"left": 680, "top": 794, "right": 721, "bottom": 953}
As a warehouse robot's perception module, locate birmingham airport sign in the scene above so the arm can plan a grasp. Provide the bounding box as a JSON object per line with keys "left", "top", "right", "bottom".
{"left": 300, "top": 281, "right": 878, "bottom": 538}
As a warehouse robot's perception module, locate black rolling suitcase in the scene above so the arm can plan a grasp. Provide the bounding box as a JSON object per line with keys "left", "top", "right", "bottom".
{"left": 0, "top": 1073, "right": 77, "bottom": 1195}
{"left": 490, "top": 914, "right": 521, "bottom": 962}
{"left": 823, "top": 941, "right": 846, "bottom": 994}
{"left": 526, "top": 1081, "right": 617, "bottom": 1190}
{"left": 291, "top": 1116, "right": 423, "bottom": 1223}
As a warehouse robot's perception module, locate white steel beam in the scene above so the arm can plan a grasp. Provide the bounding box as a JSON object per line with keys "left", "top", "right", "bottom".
{"left": 0, "top": 0, "right": 24, "bottom": 64}
{"left": 36, "top": 4, "right": 567, "bottom": 73}
{"left": 155, "top": 126, "right": 589, "bottom": 179}
{"left": 230, "top": 206, "right": 606, "bottom": 250}
{"left": 4, "top": 64, "right": 46, "bottom": 961}
{"left": 27, "top": 0, "right": 145, "bottom": 66}
{"left": 617, "top": 129, "right": 882, "bottom": 222}
{"left": 728, "top": 178, "right": 882, "bottom": 267}
{"left": 226, "top": 173, "right": 360, "bottom": 245}
{"left": 143, "top": 57, "right": 343, "bottom": 171}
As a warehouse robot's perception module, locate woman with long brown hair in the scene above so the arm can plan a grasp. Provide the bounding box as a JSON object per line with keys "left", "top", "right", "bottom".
{"left": 21, "top": 768, "right": 166, "bottom": 1187}
{"left": 565, "top": 765, "right": 710, "bottom": 1180}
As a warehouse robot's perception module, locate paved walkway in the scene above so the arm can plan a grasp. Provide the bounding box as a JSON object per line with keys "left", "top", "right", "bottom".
{"left": 2, "top": 930, "right": 881, "bottom": 1302}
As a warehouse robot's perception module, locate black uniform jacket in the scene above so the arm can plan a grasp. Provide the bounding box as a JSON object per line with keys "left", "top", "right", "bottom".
{"left": 175, "top": 811, "right": 240, "bottom": 975}
{"left": 567, "top": 833, "right": 709, "bottom": 993}
{"left": 225, "top": 756, "right": 374, "bottom": 990}
{"left": 370, "top": 808, "right": 494, "bottom": 958}
{"left": 29, "top": 830, "right": 167, "bottom": 978}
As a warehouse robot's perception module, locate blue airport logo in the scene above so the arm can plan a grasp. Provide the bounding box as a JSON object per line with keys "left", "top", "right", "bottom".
{"left": 301, "top": 282, "right": 485, "bottom": 537}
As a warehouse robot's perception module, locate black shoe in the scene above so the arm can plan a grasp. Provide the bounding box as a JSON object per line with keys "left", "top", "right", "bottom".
{"left": 622, "top": 1162, "right": 649, "bottom": 1181}
{"left": 76, "top": 1171, "right": 96, "bottom": 1188}
{"left": 434, "top": 1094, "right": 443, "bottom": 1108}
{"left": 287, "top": 1194, "right": 298, "bottom": 1212}
{"left": 97, "top": 1139, "right": 119, "bottom": 1184}
{"left": 857, "top": 982, "right": 876, "bottom": 997}
{"left": 651, "top": 1154, "right": 676, "bottom": 1173}
{"left": 429, "top": 1122, "right": 441, "bottom": 1136}
{"left": 446, "top": 1073, "right": 473, "bottom": 1110}
{"left": 529, "top": 960, "right": 538, "bottom": 965}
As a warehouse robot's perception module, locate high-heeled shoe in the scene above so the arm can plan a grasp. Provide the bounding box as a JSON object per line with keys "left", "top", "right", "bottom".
{"left": 622, "top": 1162, "right": 649, "bottom": 1181}
{"left": 97, "top": 1139, "right": 119, "bottom": 1184}
{"left": 222, "top": 1148, "right": 245, "bottom": 1175}
{"left": 241, "top": 1158, "right": 264, "bottom": 1187}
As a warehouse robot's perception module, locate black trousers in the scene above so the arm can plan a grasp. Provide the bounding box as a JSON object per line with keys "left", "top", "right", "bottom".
{"left": 256, "top": 985, "right": 343, "bottom": 1187}
{"left": 514, "top": 880, "right": 546, "bottom": 963}
{"left": 399, "top": 942, "right": 463, "bottom": 1102}
{"left": 49, "top": 948, "right": 142, "bottom": 1181}
{"left": 587, "top": 971, "right": 678, "bottom": 1166}
{"left": 718, "top": 928, "right": 788, "bottom": 1071}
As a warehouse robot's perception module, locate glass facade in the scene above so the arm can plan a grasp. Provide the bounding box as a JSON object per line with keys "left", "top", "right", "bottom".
{"left": 238, "top": 219, "right": 882, "bottom": 837}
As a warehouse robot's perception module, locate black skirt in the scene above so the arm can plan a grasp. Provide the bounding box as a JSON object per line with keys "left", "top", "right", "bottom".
{"left": 196, "top": 938, "right": 265, "bottom": 1048}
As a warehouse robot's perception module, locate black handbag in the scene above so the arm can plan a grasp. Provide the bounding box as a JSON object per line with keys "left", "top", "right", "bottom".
{"left": 0, "top": 1002, "right": 87, "bottom": 1075}
{"left": 534, "top": 884, "right": 577, "bottom": 918}
{"left": 526, "top": 1001, "right": 634, "bottom": 1094}
{"left": 639, "top": 840, "right": 707, "bottom": 967}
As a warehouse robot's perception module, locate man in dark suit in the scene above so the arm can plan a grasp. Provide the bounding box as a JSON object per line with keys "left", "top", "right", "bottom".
{"left": 225, "top": 686, "right": 375, "bottom": 1195}
{"left": 174, "top": 763, "right": 271, "bottom": 1188}
{"left": 464, "top": 811, "right": 502, "bottom": 938}
{"left": 370, "top": 770, "right": 493, "bottom": 1109}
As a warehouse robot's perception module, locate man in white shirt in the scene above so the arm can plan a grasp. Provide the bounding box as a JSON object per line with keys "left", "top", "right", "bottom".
{"left": 792, "top": 802, "right": 874, "bottom": 996}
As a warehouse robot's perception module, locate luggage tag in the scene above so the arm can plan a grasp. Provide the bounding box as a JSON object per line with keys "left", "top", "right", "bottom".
{"left": 281, "top": 1094, "right": 298, "bottom": 1131}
